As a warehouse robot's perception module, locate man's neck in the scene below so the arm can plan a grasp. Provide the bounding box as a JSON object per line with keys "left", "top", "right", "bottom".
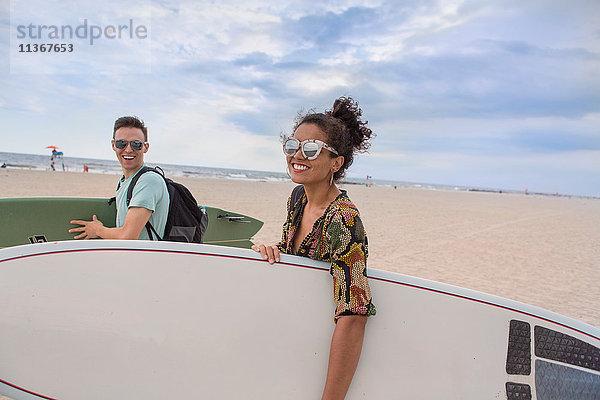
{"left": 123, "top": 164, "right": 144, "bottom": 180}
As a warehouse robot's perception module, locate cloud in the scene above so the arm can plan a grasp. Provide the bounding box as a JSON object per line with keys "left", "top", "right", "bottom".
{"left": 372, "top": 113, "right": 600, "bottom": 155}
{"left": 361, "top": 148, "right": 600, "bottom": 195}
{"left": 1, "top": 0, "right": 598, "bottom": 196}
{"left": 148, "top": 106, "right": 283, "bottom": 172}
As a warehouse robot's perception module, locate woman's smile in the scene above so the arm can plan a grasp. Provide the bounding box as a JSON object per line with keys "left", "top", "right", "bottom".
{"left": 292, "top": 162, "right": 310, "bottom": 171}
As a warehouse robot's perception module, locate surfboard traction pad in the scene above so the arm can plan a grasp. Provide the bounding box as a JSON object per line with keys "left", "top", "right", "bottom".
{"left": 505, "top": 319, "right": 600, "bottom": 400}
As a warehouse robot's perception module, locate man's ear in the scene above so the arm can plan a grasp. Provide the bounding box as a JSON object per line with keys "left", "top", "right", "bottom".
{"left": 144, "top": 142, "right": 149, "bottom": 153}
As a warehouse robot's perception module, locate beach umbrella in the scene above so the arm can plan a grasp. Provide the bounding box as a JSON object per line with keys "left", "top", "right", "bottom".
{"left": 46, "top": 146, "right": 59, "bottom": 149}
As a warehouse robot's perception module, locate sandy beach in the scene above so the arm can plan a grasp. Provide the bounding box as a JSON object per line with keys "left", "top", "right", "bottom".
{"left": 1, "top": 168, "right": 599, "bottom": 329}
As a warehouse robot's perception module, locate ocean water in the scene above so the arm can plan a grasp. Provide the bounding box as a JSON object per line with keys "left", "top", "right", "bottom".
{"left": 0, "top": 151, "right": 291, "bottom": 183}
{"left": 0, "top": 151, "right": 411, "bottom": 186}
{"left": 0, "top": 151, "right": 530, "bottom": 195}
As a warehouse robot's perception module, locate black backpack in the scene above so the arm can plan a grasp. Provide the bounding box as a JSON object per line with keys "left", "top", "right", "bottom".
{"left": 111, "top": 166, "right": 208, "bottom": 243}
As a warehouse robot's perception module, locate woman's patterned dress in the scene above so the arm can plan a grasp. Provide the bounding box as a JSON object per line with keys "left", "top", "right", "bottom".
{"left": 278, "top": 185, "right": 376, "bottom": 320}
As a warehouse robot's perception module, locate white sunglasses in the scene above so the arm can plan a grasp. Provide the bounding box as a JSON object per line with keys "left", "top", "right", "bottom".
{"left": 282, "top": 137, "right": 339, "bottom": 160}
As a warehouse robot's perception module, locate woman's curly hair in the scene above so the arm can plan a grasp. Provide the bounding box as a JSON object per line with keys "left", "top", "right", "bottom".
{"left": 290, "top": 96, "right": 375, "bottom": 181}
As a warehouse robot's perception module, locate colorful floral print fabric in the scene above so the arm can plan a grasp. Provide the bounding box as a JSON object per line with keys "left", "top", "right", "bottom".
{"left": 278, "top": 186, "right": 376, "bottom": 320}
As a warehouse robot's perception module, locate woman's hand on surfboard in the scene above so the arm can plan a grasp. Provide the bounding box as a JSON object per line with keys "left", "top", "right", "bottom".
{"left": 251, "top": 243, "right": 280, "bottom": 264}
{"left": 69, "top": 215, "right": 105, "bottom": 239}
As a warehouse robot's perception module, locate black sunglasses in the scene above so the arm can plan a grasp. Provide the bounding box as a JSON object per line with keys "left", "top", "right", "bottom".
{"left": 114, "top": 139, "right": 146, "bottom": 151}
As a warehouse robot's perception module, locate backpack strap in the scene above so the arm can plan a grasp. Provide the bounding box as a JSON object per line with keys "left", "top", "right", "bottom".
{"left": 108, "top": 178, "right": 123, "bottom": 205}
{"left": 145, "top": 221, "right": 161, "bottom": 241}
{"left": 126, "top": 166, "right": 162, "bottom": 206}
{"left": 125, "top": 166, "right": 165, "bottom": 240}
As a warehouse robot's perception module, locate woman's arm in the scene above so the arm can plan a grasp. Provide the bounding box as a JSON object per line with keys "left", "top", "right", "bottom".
{"left": 321, "top": 315, "right": 367, "bottom": 400}
{"left": 251, "top": 188, "right": 297, "bottom": 262}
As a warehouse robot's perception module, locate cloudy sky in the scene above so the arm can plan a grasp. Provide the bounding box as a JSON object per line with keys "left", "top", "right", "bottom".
{"left": 1, "top": 0, "right": 599, "bottom": 196}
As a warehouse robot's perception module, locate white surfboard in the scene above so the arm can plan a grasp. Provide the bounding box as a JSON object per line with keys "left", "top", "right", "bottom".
{"left": 1, "top": 240, "right": 599, "bottom": 400}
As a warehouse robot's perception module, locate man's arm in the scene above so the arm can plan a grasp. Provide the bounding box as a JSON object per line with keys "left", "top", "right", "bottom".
{"left": 69, "top": 206, "right": 153, "bottom": 240}
{"left": 321, "top": 315, "right": 367, "bottom": 400}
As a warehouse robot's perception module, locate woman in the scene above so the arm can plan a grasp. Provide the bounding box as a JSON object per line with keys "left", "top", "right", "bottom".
{"left": 252, "top": 96, "right": 376, "bottom": 400}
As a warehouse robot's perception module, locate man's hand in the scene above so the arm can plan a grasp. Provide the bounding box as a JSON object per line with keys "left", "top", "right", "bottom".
{"left": 69, "top": 207, "right": 152, "bottom": 240}
{"left": 69, "top": 215, "right": 105, "bottom": 239}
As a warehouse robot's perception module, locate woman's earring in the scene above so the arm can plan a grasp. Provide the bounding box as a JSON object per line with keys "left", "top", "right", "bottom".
{"left": 286, "top": 165, "right": 291, "bottom": 179}
{"left": 329, "top": 171, "right": 334, "bottom": 186}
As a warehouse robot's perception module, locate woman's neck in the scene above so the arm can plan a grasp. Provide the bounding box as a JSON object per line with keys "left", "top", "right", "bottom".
{"left": 303, "top": 181, "right": 341, "bottom": 211}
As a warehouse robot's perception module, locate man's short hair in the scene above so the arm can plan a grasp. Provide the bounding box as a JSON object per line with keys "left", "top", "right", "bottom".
{"left": 113, "top": 116, "right": 148, "bottom": 141}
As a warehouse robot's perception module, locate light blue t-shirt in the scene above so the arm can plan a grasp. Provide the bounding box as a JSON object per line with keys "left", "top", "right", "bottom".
{"left": 115, "top": 166, "right": 170, "bottom": 240}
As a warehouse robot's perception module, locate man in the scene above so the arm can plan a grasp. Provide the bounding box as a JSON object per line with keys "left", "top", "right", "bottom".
{"left": 69, "top": 116, "right": 169, "bottom": 240}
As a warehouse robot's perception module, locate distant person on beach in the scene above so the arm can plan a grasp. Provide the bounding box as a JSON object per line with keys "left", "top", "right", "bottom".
{"left": 252, "top": 96, "right": 376, "bottom": 400}
{"left": 69, "top": 116, "right": 169, "bottom": 240}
